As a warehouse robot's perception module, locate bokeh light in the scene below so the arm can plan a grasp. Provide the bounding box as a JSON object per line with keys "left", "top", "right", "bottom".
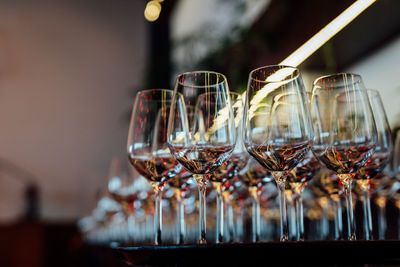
{"left": 144, "top": 1, "right": 162, "bottom": 22}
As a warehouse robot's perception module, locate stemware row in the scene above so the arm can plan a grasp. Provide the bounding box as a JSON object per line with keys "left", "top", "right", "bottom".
{"left": 125, "top": 65, "right": 391, "bottom": 245}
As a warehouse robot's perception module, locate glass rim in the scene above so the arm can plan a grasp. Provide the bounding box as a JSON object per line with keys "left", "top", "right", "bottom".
{"left": 366, "top": 89, "right": 380, "bottom": 96}
{"left": 273, "top": 91, "right": 310, "bottom": 104}
{"left": 313, "top": 72, "right": 362, "bottom": 86}
{"left": 230, "top": 91, "right": 241, "bottom": 96}
{"left": 136, "top": 88, "right": 174, "bottom": 95}
{"left": 249, "top": 64, "right": 300, "bottom": 83}
{"left": 176, "top": 70, "right": 227, "bottom": 88}
{"left": 313, "top": 88, "right": 370, "bottom": 104}
{"left": 135, "top": 89, "right": 181, "bottom": 102}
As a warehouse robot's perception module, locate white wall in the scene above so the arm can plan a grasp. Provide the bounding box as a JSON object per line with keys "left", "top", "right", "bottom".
{"left": 0, "top": 0, "right": 147, "bottom": 222}
{"left": 346, "top": 34, "right": 400, "bottom": 128}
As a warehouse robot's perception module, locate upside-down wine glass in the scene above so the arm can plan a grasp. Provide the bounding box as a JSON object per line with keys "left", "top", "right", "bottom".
{"left": 127, "top": 89, "right": 182, "bottom": 245}
{"left": 354, "top": 89, "right": 392, "bottom": 240}
{"left": 167, "top": 71, "right": 236, "bottom": 244}
{"left": 311, "top": 73, "right": 377, "bottom": 240}
{"left": 244, "top": 65, "right": 313, "bottom": 242}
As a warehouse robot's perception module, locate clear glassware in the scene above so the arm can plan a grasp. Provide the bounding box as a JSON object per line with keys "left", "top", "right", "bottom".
{"left": 106, "top": 157, "right": 142, "bottom": 244}
{"left": 91, "top": 194, "right": 124, "bottom": 244}
{"left": 372, "top": 174, "right": 393, "bottom": 239}
{"left": 209, "top": 92, "right": 248, "bottom": 243}
{"left": 389, "top": 180, "right": 400, "bottom": 239}
{"left": 392, "top": 129, "right": 400, "bottom": 238}
{"left": 308, "top": 168, "right": 343, "bottom": 240}
{"left": 244, "top": 65, "right": 313, "bottom": 241}
{"left": 241, "top": 157, "right": 274, "bottom": 242}
{"left": 393, "top": 129, "right": 400, "bottom": 179}
{"left": 311, "top": 73, "right": 377, "bottom": 240}
{"left": 354, "top": 89, "right": 393, "bottom": 240}
{"left": 221, "top": 177, "right": 242, "bottom": 242}
{"left": 224, "top": 176, "right": 249, "bottom": 242}
{"left": 167, "top": 71, "right": 236, "bottom": 244}
{"left": 127, "top": 89, "right": 182, "bottom": 245}
{"left": 107, "top": 157, "right": 137, "bottom": 217}
{"left": 167, "top": 169, "right": 194, "bottom": 244}
{"left": 279, "top": 91, "right": 321, "bottom": 241}
{"left": 324, "top": 170, "right": 344, "bottom": 240}
{"left": 287, "top": 151, "right": 320, "bottom": 241}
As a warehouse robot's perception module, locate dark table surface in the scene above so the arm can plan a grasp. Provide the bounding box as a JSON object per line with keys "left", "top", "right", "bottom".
{"left": 113, "top": 240, "right": 400, "bottom": 266}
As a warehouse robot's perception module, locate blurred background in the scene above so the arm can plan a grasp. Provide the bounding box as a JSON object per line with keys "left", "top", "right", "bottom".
{"left": 0, "top": 0, "right": 399, "bottom": 266}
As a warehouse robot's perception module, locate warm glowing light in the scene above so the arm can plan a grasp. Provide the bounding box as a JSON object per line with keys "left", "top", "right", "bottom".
{"left": 144, "top": 1, "right": 161, "bottom": 22}
{"left": 207, "top": 96, "right": 245, "bottom": 137}
{"left": 248, "top": 67, "right": 297, "bottom": 117}
{"left": 280, "top": 0, "right": 376, "bottom": 66}
{"left": 208, "top": 0, "right": 376, "bottom": 134}
{"left": 245, "top": 0, "right": 376, "bottom": 116}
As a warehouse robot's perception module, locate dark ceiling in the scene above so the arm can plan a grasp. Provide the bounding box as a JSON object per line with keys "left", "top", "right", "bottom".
{"left": 242, "top": 0, "right": 400, "bottom": 71}
{"left": 305, "top": 0, "right": 400, "bottom": 71}
{"left": 145, "top": 0, "right": 400, "bottom": 90}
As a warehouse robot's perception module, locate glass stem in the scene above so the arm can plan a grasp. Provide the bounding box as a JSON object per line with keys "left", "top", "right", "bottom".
{"left": 294, "top": 193, "right": 304, "bottom": 241}
{"left": 366, "top": 191, "right": 373, "bottom": 239}
{"left": 175, "top": 190, "right": 185, "bottom": 245}
{"left": 249, "top": 186, "right": 260, "bottom": 242}
{"left": 332, "top": 197, "right": 343, "bottom": 240}
{"left": 214, "top": 182, "right": 224, "bottom": 243}
{"left": 154, "top": 188, "right": 163, "bottom": 245}
{"left": 377, "top": 203, "right": 386, "bottom": 240}
{"left": 338, "top": 174, "right": 356, "bottom": 240}
{"left": 273, "top": 172, "right": 289, "bottom": 242}
{"left": 194, "top": 174, "right": 208, "bottom": 244}
{"left": 397, "top": 206, "right": 400, "bottom": 240}
{"left": 321, "top": 204, "right": 330, "bottom": 240}
{"left": 256, "top": 196, "right": 261, "bottom": 241}
{"left": 236, "top": 202, "right": 245, "bottom": 242}
{"left": 127, "top": 214, "right": 135, "bottom": 244}
{"left": 362, "top": 186, "right": 373, "bottom": 240}
{"left": 226, "top": 198, "right": 235, "bottom": 242}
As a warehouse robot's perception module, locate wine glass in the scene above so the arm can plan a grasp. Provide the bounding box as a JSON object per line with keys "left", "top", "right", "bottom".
{"left": 244, "top": 65, "right": 313, "bottom": 241}
{"left": 393, "top": 129, "right": 400, "bottom": 179}
{"left": 106, "top": 157, "right": 139, "bottom": 244}
{"left": 311, "top": 73, "right": 377, "bottom": 240}
{"left": 310, "top": 168, "right": 344, "bottom": 240}
{"left": 372, "top": 174, "right": 393, "bottom": 239}
{"left": 241, "top": 157, "right": 274, "bottom": 242}
{"left": 167, "top": 71, "right": 236, "bottom": 244}
{"left": 167, "top": 169, "right": 195, "bottom": 244}
{"left": 392, "top": 129, "right": 400, "bottom": 238}
{"left": 107, "top": 157, "right": 137, "bottom": 216}
{"left": 287, "top": 152, "right": 320, "bottom": 241}
{"left": 209, "top": 92, "right": 248, "bottom": 243}
{"left": 354, "top": 89, "right": 393, "bottom": 240}
{"left": 275, "top": 91, "right": 320, "bottom": 241}
{"left": 127, "top": 89, "right": 182, "bottom": 245}
{"left": 219, "top": 173, "right": 249, "bottom": 242}
{"left": 389, "top": 180, "right": 400, "bottom": 239}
